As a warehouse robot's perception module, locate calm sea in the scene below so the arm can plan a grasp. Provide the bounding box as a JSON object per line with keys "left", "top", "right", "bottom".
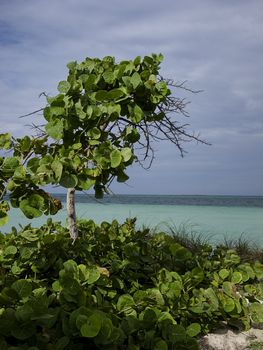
{"left": 2, "top": 194, "right": 263, "bottom": 245}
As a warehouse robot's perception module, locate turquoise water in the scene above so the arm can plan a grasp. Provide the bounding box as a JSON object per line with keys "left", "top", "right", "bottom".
{"left": 2, "top": 194, "right": 263, "bottom": 245}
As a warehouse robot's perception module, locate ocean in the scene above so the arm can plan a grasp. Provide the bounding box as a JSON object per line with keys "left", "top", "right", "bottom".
{"left": 2, "top": 194, "right": 263, "bottom": 245}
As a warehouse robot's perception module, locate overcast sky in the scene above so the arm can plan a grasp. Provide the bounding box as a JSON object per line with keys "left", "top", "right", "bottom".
{"left": 0, "top": 0, "right": 262, "bottom": 195}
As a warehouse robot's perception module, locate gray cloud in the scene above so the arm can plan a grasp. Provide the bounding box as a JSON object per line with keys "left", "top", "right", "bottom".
{"left": 0, "top": 0, "right": 262, "bottom": 195}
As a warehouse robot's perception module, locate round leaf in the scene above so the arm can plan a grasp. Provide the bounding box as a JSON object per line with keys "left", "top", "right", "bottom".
{"left": 59, "top": 172, "right": 78, "bottom": 188}
{"left": 80, "top": 313, "right": 102, "bottom": 338}
{"left": 110, "top": 149, "right": 122, "bottom": 168}
{"left": 58, "top": 80, "right": 71, "bottom": 93}
{"left": 11, "top": 279, "right": 32, "bottom": 298}
{"left": 186, "top": 323, "right": 201, "bottom": 337}
{"left": 121, "top": 147, "right": 133, "bottom": 162}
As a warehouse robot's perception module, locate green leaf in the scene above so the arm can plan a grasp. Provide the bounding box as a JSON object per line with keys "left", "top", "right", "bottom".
{"left": 133, "top": 56, "right": 141, "bottom": 66}
{"left": 254, "top": 262, "right": 263, "bottom": 279}
{"left": 0, "top": 210, "right": 9, "bottom": 226}
{"left": 87, "top": 266, "right": 101, "bottom": 284}
{"left": 19, "top": 135, "right": 31, "bottom": 152}
{"left": 107, "top": 88, "right": 125, "bottom": 100}
{"left": 250, "top": 302, "right": 263, "bottom": 323}
{"left": 20, "top": 230, "right": 39, "bottom": 241}
{"left": 59, "top": 172, "right": 78, "bottom": 188}
{"left": 147, "top": 288, "right": 165, "bottom": 305}
{"left": 95, "top": 90, "right": 108, "bottom": 101}
{"left": 4, "top": 245, "right": 17, "bottom": 255}
{"left": 167, "top": 324, "right": 186, "bottom": 343}
{"left": 88, "top": 127, "right": 101, "bottom": 140}
{"left": 133, "top": 104, "right": 144, "bottom": 123}
{"left": 117, "top": 170, "right": 129, "bottom": 183}
{"left": 222, "top": 297, "right": 235, "bottom": 313}
{"left": 15, "top": 304, "right": 34, "bottom": 322}
{"left": 51, "top": 160, "right": 63, "bottom": 181}
{"left": 11, "top": 279, "right": 32, "bottom": 298}
{"left": 11, "top": 324, "right": 35, "bottom": 340}
{"left": 231, "top": 271, "right": 243, "bottom": 284}
{"left": 130, "top": 72, "right": 142, "bottom": 89}
{"left": 121, "top": 147, "right": 133, "bottom": 162}
{"left": 186, "top": 323, "right": 201, "bottom": 337}
{"left": 27, "top": 157, "right": 40, "bottom": 174}
{"left": 219, "top": 269, "right": 230, "bottom": 280}
{"left": 222, "top": 281, "right": 235, "bottom": 297}
{"left": 58, "top": 80, "right": 71, "bottom": 93}
{"left": 110, "top": 149, "right": 122, "bottom": 168}
{"left": 45, "top": 119, "right": 64, "bottom": 140}
{"left": 80, "top": 313, "right": 102, "bottom": 338}
{"left": 154, "top": 339, "right": 168, "bottom": 350}
{"left": 117, "top": 294, "right": 135, "bottom": 312}
{"left": 67, "top": 61, "right": 77, "bottom": 70}
{"left": 56, "top": 336, "right": 70, "bottom": 350}
{"left": 103, "top": 70, "right": 115, "bottom": 84}
{"left": 20, "top": 194, "right": 45, "bottom": 219}
{"left": 2, "top": 157, "right": 20, "bottom": 172}
{"left": 0, "top": 133, "right": 12, "bottom": 149}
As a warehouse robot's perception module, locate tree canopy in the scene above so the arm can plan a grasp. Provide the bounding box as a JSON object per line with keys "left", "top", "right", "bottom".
{"left": 0, "top": 53, "right": 206, "bottom": 231}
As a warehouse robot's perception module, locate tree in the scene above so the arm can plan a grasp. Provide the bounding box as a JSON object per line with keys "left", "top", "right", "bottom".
{"left": 0, "top": 54, "right": 207, "bottom": 241}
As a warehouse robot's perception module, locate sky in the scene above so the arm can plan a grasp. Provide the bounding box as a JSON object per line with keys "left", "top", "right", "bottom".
{"left": 0, "top": 0, "right": 262, "bottom": 196}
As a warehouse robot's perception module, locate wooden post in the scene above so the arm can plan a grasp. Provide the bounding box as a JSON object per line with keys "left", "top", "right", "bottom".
{"left": 67, "top": 188, "right": 78, "bottom": 242}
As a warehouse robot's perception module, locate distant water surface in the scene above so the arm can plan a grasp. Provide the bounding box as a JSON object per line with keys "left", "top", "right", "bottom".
{"left": 2, "top": 194, "right": 263, "bottom": 245}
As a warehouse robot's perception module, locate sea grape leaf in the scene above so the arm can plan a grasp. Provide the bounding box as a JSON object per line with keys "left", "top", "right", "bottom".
{"left": 231, "top": 271, "right": 243, "bottom": 284}
{"left": 249, "top": 302, "right": 263, "bottom": 324}
{"left": 130, "top": 72, "right": 142, "bottom": 89}
{"left": 107, "top": 88, "right": 125, "bottom": 100}
{"left": 121, "top": 147, "right": 133, "bottom": 162}
{"left": 186, "top": 323, "right": 201, "bottom": 337}
{"left": 45, "top": 119, "right": 64, "bottom": 140}
{"left": 15, "top": 304, "right": 34, "bottom": 322}
{"left": 132, "top": 104, "right": 144, "bottom": 123}
{"left": 0, "top": 210, "right": 9, "bottom": 226}
{"left": 4, "top": 245, "right": 17, "bottom": 256}
{"left": 219, "top": 269, "right": 230, "bottom": 280}
{"left": 253, "top": 262, "right": 263, "bottom": 280}
{"left": 222, "top": 297, "right": 235, "bottom": 313}
{"left": 110, "top": 149, "right": 122, "bottom": 168}
{"left": 222, "top": 281, "right": 235, "bottom": 297}
{"left": 19, "top": 194, "right": 45, "bottom": 219}
{"left": 154, "top": 339, "right": 168, "bottom": 350}
{"left": 167, "top": 324, "right": 186, "bottom": 343}
{"left": 55, "top": 336, "right": 70, "bottom": 350}
{"left": 117, "top": 294, "right": 135, "bottom": 312}
{"left": 80, "top": 313, "right": 102, "bottom": 338}
{"left": 95, "top": 90, "right": 108, "bottom": 101}
{"left": 0, "top": 132, "right": 12, "bottom": 149}
{"left": 11, "top": 324, "right": 35, "bottom": 340}
{"left": 2, "top": 157, "right": 20, "bottom": 172}
{"left": 51, "top": 159, "right": 63, "bottom": 180}
{"left": 58, "top": 80, "right": 71, "bottom": 93}
{"left": 59, "top": 172, "right": 78, "bottom": 188}
{"left": 19, "top": 135, "right": 31, "bottom": 152}
{"left": 88, "top": 127, "right": 101, "bottom": 140}
{"left": 11, "top": 279, "right": 32, "bottom": 298}
{"left": 117, "top": 170, "right": 129, "bottom": 183}
{"left": 87, "top": 266, "right": 101, "bottom": 284}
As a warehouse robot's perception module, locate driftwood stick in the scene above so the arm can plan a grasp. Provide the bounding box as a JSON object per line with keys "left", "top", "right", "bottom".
{"left": 67, "top": 188, "right": 78, "bottom": 243}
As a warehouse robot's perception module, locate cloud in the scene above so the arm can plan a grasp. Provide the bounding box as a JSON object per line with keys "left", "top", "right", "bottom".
{"left": 0, "top": 0, "right": 262, "bottom": 194}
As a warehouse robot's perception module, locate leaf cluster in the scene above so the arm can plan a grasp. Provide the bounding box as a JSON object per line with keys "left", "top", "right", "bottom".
{"left": 0, "top": 219, "right": 263, "bottom": 349}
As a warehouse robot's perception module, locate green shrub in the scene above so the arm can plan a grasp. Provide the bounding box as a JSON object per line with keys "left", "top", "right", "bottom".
{"left": 0, "top": 218, "right": 262, "bottom": 349}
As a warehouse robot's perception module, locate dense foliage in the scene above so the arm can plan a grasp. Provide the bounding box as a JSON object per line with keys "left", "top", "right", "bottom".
{"left": 0, "top": 219, "right": 262, "bottom": 349}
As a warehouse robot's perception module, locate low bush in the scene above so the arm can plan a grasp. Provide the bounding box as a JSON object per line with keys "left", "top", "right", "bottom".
{"left": 0, "top": 218, "right": 262, "bottom": 349}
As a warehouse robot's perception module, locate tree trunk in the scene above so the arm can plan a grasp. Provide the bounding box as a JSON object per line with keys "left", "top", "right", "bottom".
{"left": 67, "top": 188, "right": 78, "bottom": 242}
